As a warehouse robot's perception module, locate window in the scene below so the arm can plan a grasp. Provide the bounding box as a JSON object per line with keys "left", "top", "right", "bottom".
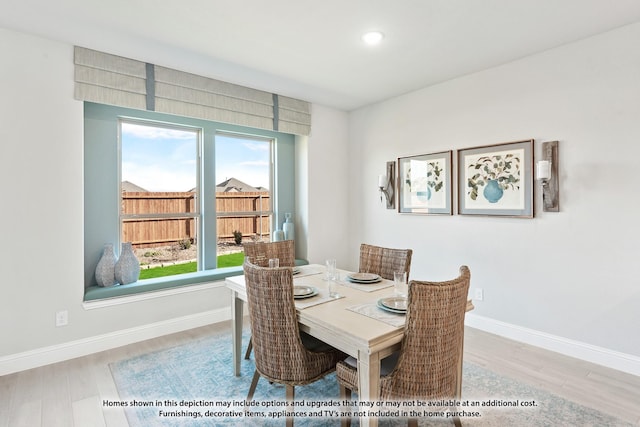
{"left": 83, "top": 102, "right": 295, "bottom": 298}
{"left": 215, "top": 133, "right": 273, "bottom": 259}
{"left": 120, "top": 120, "right": 201, "bottom": 277}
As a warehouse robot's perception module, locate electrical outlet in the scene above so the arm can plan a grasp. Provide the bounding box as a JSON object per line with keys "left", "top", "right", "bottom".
{"left": 474, "top": 288, "right": 484, "bottom": 301}
{"left": 55, "top": 310, "right": 68, "bottom": 327}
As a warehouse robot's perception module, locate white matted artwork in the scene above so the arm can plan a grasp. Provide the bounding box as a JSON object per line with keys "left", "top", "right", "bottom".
{"left": 457, "top": 139, "right": 533, "bottom": 217}
{"left": 398, "top": 151, "right": 452, "bottom": 215}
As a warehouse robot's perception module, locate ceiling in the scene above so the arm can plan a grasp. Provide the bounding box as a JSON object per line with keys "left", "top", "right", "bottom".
{"left": 3, "top": 0, "right": 640, "bottom": 111}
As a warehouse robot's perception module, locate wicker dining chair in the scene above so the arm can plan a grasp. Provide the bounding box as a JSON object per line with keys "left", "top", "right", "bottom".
{"left": 243, "top": 260, "right": 345, "bottom": 427}
{"left": 243, "top": 240, "right": 295, "bottom": 267}
{"left": 358, "top": 243, "right": 413, "bottom": 281}
{"left": 242, "top": 240, "right": 296, "bottom": 359}
{"left": 337, "top": 266, "right": 471, "bottom": 427}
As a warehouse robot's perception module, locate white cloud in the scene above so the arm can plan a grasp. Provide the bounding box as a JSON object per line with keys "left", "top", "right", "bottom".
{"left": 122, "top": 122, "right": 197, "bottom": 140}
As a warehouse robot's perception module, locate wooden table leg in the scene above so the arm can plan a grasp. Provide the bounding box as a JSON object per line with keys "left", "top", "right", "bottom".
{"left": 357, "top": 350, "right": 381, "bottom": 427}
{"left": 231, "top": 290, "right": 244, "bottom": 376}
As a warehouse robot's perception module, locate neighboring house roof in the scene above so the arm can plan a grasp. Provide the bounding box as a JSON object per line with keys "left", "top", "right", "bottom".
{"left": 216, "top": 177, "right": 266, "bottom": 192}
{"left": 121, "top": 181, "right": 148, "bottom": 192}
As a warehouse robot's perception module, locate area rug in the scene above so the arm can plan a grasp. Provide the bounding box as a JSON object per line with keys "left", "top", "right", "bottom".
{"left": 109, "top": 331, "right": 632, "bottom": 426}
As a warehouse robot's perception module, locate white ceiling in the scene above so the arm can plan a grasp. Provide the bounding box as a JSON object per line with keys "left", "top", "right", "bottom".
{"left": 3, "top": 0, "right": 640, "bottom": 111}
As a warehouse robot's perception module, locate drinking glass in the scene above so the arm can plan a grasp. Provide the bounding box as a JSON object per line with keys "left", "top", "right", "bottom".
{"left": 268, "top": 258, "right": 279, "bottom": 268}
{"left": 394, "top": 271, "right": 407, "bottom": 297}
{"left": 328, "top": 271, "right": 340, "bottom": 298}
{"left": 325, "top": 259, "right": 337, "bottom": 281}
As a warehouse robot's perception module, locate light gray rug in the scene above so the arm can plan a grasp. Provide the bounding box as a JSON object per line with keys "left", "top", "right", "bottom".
{"left": 109, "top": 331, "right": 632, "bottom": 426}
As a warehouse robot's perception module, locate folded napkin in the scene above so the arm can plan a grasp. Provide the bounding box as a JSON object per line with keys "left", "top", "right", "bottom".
{"left": 346, "top": 303, "right": 405, "bottom": 328}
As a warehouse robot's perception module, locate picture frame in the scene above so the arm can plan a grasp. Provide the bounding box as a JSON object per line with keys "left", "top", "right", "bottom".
{"left": 398, "top": 151, "right": 453, "bottom": 215}
{"left": 457, "top": 139, "right": 533, "bottom": 217}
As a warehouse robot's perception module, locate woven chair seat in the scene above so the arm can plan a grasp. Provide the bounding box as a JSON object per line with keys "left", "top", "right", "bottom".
{"left": 336, "top": 353, "right": 400, "bottom": 392}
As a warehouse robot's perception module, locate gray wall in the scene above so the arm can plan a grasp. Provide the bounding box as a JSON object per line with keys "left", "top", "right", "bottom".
{"left": 345, "top": 23, "right": 640, "bottom": 362}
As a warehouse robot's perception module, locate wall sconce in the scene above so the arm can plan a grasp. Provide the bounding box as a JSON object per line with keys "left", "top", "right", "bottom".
{"left": 378, "top": 161, "right": 395, "bottom": 209}
{"left": 536, "top": 141, "right": 559, "bottom": 212}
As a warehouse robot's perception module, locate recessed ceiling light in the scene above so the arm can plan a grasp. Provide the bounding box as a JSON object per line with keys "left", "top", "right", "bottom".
{"left": 362, "top": 31, "right": 384, "bottom": 46}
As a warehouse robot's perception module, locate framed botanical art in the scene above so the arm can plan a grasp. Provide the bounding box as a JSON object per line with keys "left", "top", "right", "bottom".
{"left": 398, "top": 151, "right": 452, "bottom": 214}
{"left": 457, "top": 139, "right": 533, "bottom": 217}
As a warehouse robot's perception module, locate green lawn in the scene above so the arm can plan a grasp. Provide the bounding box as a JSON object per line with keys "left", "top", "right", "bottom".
{"left": 139, "top": 252, "right": 245, "bottom": 280}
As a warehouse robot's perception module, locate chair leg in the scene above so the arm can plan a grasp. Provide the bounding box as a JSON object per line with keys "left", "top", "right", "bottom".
{"left": 339, "top": 385, "right": 351, "bottom": 427}
{"left": 244, "top": 337, "right": 253, "bottom": 360}
{"left": 247, "top": 370, "right": 260, "bottom": 401}
{"left": 285, "top": 385, "right": 295, "bottom": 427}
{"left": 452, "top": 416, "right": 462, "bottom": 427}
{"left": 408, "top": 418, "right": 418, "bottom": 427}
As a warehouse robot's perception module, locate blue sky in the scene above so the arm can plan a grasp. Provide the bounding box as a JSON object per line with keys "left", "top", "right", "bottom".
{"left": 215, "top": 134, "right": 270, "bottom": 190}
{"left": 121, "top": 122, "right": 270, "bottom": 192}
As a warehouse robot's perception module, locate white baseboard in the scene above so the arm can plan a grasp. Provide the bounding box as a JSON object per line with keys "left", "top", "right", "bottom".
{"left": 465, "top": 313, "right": 640, "bottom": 377}
{"left": 5, "top": 309, "right": 638, "bottom": 378}
{"left": 0, "top": 307, "right": 231, "bottom": 376}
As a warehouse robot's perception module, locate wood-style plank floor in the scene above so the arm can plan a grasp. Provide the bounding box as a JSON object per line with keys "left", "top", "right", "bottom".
{"left": 1, "top": 323, "right": 639, "bottom": 426}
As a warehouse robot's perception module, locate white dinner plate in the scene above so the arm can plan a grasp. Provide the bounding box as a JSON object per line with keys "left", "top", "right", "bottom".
{"left": 293, "top": 285, "right": 317, "bottom": 299}
{"left": 348, "top": 272, "right": 380, "bottom": 281}
{"left": 377, "top": 297, "right": 407, "bottom": 314}
{"left": 292, "top": 267, "right": 301, "bottom": 275}
{"left": 379, "top": 296, "right": 407, "bottom": 311}
{"left": 347, "top": 272, "right": 382, "bottom": 284}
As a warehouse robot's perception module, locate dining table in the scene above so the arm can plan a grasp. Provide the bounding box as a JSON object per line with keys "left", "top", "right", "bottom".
{"left": 224, "top": 264, "right": 474, "bottom": 427}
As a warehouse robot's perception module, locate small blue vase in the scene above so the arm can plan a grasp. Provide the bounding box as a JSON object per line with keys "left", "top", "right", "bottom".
{"left": 273, "top": 229, "right": 285, "bottom": 242}
{"left": 483, "top": 179, "right": 504, "bottom": 203}
{"left": 283, "top": 213, "right": 295, "bottom": 241}
{"left": 417, "top": 187, "right": 432, "bottom": 201}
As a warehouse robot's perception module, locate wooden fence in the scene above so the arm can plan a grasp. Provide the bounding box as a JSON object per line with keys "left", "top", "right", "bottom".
{"left": 122, "top": 191, "right": 271, "bottom": 248}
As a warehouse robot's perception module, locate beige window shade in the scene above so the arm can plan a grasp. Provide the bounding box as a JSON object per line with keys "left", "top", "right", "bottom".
{"left": 277, "top": 96, "right": 311, "bottom": 136}
{"left": 74, "top": 47, "right": 148, "bottom": 110}
{"left": 154, "top": 66, "right": 275, "bottom": 131}
{"left": 73, "top": 46, "right": 311, "bottom": 136}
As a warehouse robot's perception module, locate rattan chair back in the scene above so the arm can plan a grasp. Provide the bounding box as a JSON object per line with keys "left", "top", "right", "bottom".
{"left": 243, "top": 240, "right": 295, "bottom": 267}
{"left": 358, "top": 243, "right": 412, "bottom": 281}
{"left": 243, "top": 260, "right": 339, "bottom": 385}
{"left": 381, "top": 266, "right": 471, "bottom": 401}
{"left": 337, "top": 266, "right": 470, "bottom": 426}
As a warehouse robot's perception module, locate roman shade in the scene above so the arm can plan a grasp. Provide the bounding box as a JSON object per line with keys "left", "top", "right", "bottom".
{"left": 74, "top": 46, "right": 311, "bottom": 136}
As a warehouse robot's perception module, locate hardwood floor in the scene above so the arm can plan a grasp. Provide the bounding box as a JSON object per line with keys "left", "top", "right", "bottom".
{"left": 464, "top": 328, "right": 640, "bottom": 425}
{"left": 2, "top": 323, "right": 639, "bottom": 426}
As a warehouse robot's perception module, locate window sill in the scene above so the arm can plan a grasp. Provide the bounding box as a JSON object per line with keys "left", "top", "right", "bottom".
{"left": 83, "top": 259, "right": 308, "bottom": 306}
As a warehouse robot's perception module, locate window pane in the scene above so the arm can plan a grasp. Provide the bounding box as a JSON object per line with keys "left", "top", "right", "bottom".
{"left": 215, "top": 134, "right": 272, "bottom": 262}
{"left": 120, "top": 121, "right": 199, "bottom": 275}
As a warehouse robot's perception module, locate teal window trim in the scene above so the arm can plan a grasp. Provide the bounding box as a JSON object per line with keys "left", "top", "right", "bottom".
{"left": 83, "top": 102, "right": 296, "bottom": 301}
{"left": 84, "top": 259, "right": 309, "bottom": 302}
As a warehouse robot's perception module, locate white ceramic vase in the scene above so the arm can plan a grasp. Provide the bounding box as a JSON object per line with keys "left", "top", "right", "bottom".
{"left": 283, "top": 213, "right": 295, "bottom": 241}
{"left": 95, "top": 243, "right": 117, "bottom": 287}
{"left": 114, "top": 242, "right": 140, "bottom": 285}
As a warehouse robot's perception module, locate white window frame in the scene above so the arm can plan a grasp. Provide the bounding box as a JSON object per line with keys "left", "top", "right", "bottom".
{"left": 214, "top": 131, "right": 275, "bottom": 245}
{"left": 118, "top": 118, "right": 204, "bottom": 269}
